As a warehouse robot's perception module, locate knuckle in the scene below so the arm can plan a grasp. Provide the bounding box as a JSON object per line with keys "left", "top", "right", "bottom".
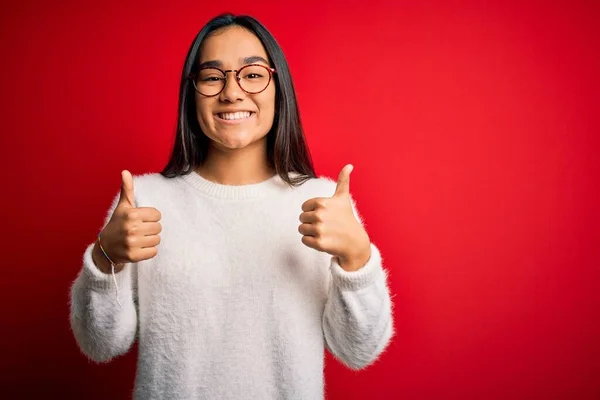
{"left": 314, "top": 237, "right": 324, "bottom": 248}
{"left": 125, "top": 249, "right": 135, "bottom": 261}
{"left": 314, "top": 211, "right": 325, "bottom": 222}
{"left": 314, "top": 224, "right": 324, "bottom": 237}
{"left": 316, "top": 199, "right": 327, "bottom": 209}
{"left": 125, "top": 236, "right": 137, "bottom": 248}
{"left": 124, "top": 224, "right": 137, "bottom": 236}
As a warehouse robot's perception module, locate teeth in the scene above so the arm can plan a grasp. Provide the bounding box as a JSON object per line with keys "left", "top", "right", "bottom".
{"left": 219, "top": 111, "right": 252, "bottom": 120}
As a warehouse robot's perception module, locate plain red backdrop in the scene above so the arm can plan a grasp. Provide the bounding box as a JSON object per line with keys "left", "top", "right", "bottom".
{"left": 1, "top": 0, "right": 598, "bottom": 398}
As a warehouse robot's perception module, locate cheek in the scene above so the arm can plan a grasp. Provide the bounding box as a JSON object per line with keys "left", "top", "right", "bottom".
{"left": 258, "top": 91, "right": 276, "bottom": 125}
{"left": 195, "top": 97, "right": 213, "bottom": 129}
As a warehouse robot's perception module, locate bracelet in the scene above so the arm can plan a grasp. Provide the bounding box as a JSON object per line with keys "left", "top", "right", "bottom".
{"left": 96, "top": 232, "right": 124, "bottom": 308}
{"left": 97, "top": 233, "right": 117, "bottom": 265}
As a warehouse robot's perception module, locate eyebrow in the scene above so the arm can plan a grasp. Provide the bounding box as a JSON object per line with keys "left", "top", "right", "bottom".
{"left": 198, "top": 56, "right": 270, "bottom": 69}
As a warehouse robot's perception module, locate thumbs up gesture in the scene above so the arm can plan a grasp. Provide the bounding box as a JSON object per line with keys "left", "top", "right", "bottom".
{"left": 299, "top": 165, "right": 371, "bottom": 272}
{"left": 94, "top": 170, "right": 162, "bottom": 274}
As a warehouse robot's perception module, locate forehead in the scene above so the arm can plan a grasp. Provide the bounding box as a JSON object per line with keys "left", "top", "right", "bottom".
{"left": 199, "top": 26, "right": 268, "bottom": 64}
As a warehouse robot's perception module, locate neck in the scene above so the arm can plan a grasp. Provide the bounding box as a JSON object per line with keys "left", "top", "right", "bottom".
{"left": 195, "top": 138, "right": 275, "bottom": 185}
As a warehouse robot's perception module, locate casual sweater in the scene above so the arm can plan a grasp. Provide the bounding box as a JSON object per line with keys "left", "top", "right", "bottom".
{"left": 70, "top": 171, "right": 394, "bottom": 400}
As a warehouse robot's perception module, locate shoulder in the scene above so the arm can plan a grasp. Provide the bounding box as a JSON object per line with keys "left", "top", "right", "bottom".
{"left": 290, "top": 173, "right": 338, "bottom": 199}
{"left": 131, "top": 172, "right": 172, "bottom": 191}
{"left": 129, "top": 172, "right": 184, "bottom": 206}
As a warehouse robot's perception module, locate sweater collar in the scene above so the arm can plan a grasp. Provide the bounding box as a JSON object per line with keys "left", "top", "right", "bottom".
{"left": 180, "top": 170, "right": 288, "bottom": 200}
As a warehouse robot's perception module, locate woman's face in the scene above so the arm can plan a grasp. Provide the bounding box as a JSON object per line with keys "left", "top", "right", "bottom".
{"left": 195, "top": 26, "right": 276, "bottom": 151}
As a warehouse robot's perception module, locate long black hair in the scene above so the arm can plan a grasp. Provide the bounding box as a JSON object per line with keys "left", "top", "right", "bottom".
{"left": 161, "top": 13, "right": 316, "bottom": 186}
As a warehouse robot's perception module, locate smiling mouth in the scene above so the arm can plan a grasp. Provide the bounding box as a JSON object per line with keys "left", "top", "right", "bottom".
{"left": 216, "top": 111, "right": 255, "bottom": 121}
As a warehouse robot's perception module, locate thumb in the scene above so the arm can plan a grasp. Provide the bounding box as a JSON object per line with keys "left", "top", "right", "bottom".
{"left": 333, "top": 164, "right": 353, "bottom": 197}
{"left": 118, "top": 170, "right": 135, "bottom": 207}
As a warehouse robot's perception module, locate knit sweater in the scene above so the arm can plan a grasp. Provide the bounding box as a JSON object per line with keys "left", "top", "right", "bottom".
{"left": 70, "top": 171, "right": 394, "bottom": 400}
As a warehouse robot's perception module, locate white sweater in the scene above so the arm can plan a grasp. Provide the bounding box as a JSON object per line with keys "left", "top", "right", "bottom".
{"left": 70, "top": 171, "right": 394, "bottom": 400}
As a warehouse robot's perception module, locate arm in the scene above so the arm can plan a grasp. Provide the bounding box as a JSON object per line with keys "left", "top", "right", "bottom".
{"left": 322, "top": 242, "right": 394, "bottom": 370}
{"left": 69, "top": 193, "right": 139, "bottom": 363}
{"left": 321, "top": 192, "right": 394, "bottom": 370}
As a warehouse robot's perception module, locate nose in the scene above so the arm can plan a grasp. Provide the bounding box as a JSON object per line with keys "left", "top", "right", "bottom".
{"left": 219, "top": 71, "right": 245, "bottom": 103}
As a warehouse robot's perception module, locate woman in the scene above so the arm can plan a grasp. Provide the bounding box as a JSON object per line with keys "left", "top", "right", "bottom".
{"left": 70, "top": 13, "right": 394, "bottom": 400}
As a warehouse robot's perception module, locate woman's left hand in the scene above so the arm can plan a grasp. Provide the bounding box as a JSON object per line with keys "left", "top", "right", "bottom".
{"left": 299, "top": 164, "right": 372, "bottom": 272}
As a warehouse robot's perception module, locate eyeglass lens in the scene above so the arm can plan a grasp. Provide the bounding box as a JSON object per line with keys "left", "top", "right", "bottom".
{"left": 194, "top": 65, "right": 271, "bottom": 96}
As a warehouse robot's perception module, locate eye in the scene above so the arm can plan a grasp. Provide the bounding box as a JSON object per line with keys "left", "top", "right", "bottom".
{"left": 201, "top": 76, "right": 224, "bottom": 82}
{"left": 197, "top": 68, "right": 225, "bottom": 84}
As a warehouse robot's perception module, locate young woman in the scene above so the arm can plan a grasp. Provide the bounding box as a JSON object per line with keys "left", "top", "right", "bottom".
{"left": 70, "top": 13, "right": 394, "bottom": 400}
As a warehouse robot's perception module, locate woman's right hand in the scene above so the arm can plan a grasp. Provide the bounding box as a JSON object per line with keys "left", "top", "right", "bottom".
{"left": 93, "top": 170, "right": 162, "bottom": 274}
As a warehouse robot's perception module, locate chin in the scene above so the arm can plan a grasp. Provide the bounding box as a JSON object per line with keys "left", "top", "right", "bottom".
{"left": 222, "top": 141, "right": 251, "bottom": 150}
{"left": 216, "top": 136, "right": 256, "bottom": 150}
{"left": 213, "top": 131, "right": 267, "bottom": 150}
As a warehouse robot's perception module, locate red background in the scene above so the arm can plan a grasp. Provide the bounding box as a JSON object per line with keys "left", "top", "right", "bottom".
{"left": 1, "top": 0, "right": 598, "bottom": 398}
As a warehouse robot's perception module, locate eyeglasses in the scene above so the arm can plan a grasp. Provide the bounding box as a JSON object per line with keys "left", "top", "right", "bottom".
{"left": 188, "top": 64, "right": 277, "bottom": 97}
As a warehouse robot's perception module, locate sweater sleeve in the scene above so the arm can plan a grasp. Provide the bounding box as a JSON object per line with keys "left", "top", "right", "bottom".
{"left": 322, "top": 243, "right": 394, "bottom": 370}
{"left": 69, "top": 192, "right": 139, "bottom": 363}
{"left": 321, "top": 195, "right": 394, "bottom": 370}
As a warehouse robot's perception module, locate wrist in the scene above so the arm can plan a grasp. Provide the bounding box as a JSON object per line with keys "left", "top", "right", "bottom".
{"left": 338, "top": 244, "right": 372, "bottom": 272}
{"left": 91, "top": 243, "right": 112, "bottom": 274}
{"left": 92, "top": 240, "right": 124, "bottom": 274}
